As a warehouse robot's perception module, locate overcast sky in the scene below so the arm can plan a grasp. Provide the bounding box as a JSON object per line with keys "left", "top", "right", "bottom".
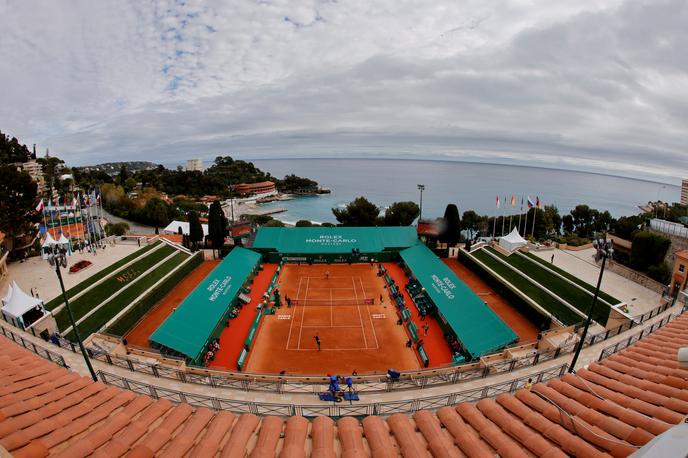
{"left": 1, "top": 0, "right": 686, "bottom": 182}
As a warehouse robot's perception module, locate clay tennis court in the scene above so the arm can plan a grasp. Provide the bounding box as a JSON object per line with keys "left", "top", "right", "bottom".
{"left": 125, "top": 260, "right": 220, "bottom": 348}
{"left": 244, "top": 263, "right": 421, "bottom": 375}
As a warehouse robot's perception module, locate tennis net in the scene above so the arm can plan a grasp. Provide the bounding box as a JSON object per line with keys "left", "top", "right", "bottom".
{"left": 290, "top": 298, "right": 374, "bottom": 306}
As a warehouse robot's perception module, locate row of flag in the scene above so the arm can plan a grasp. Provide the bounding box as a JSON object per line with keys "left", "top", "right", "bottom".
{"left": 496, "top": 195, "right": 542, "bottom": 210}
{"left": 35, "top": 192, "right": 101, "bottom": 212}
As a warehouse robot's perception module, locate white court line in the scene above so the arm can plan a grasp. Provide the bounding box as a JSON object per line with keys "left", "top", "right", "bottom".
{"left": 359, "top": 276, "right": 380, "bottom": 350}
{"left": 297, "top": 277, "right": 310, "bottom": 350}
{"left": 304, "top": 276, "right": 357, "bottom": 279}
{"left": 330, "top": 288, "right": 333, "bottom": 325}
{"left": 352, "top": 276, "right": 368, "bottom": 349}
{"left": 285, "top": 276, "right": 303, "bottom": 350}
{"left": 286, "top": 347, "right": 369, "bottom": 352}
{"left": 307, "top": 287, "right": 357, "bottom": 290}
{"left": 301, "top": 325, "right": 363, "bottom": 328}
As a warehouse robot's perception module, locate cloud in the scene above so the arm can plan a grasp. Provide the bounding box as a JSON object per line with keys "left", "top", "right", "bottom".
{"left": 0, "top": 0, "right": 686, "bottom": 182}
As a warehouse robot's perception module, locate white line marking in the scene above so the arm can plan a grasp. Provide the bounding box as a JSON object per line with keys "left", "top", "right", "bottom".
{"left": 301, "top": 325, "right": 364, "bottom": 328}
{"left": 352, "top": 276, "right": 368, "bottom": 349}
{"left": 330, "top": 288, "right": 333, "bottom": 326}
{"left": 286, "top": 276, "right": 303, "bottom": 349}
{"left": 360, "top": 276, "right": 380, "bottom": 350}
{"left": 297, "top": 277, "right": 310, "bottom": 349}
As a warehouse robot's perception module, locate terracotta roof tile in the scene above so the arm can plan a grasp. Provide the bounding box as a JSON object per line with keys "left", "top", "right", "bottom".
{"left": 3, "top": 308, "right": 688, "bottom": 457}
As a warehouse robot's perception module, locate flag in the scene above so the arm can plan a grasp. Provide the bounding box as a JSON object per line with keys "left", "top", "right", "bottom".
{"left": 56, "top": 196, "right": 60, "bottom": 208}
{"left": 35, "top": 199, "right": 44, "bottom": 212}
{"left": 510, "top": 195, "right": 516, "bottom": 206}
{"left": 527, "top": 196, "right": 534, "bottom": 209}
{"left": 71, "top": 197, "right": 77, "bottom": 208}
{"left": 496, "top": 195, "right": 500, "bottom": 209}
{"left": 96, "top": 193, "right": 101, "bottom": 203}
{"left": 536, "top": 196, "right": 541, "bottom": 209}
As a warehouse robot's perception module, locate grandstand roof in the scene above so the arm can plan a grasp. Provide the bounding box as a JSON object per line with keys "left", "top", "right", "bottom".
{"left": 149, "top": 247, "right": 261, "bottom": 361}
{"left": 400, "top": 244, "right": 518, "bottom": 358}
{"left": 1, "top": 312, "right": 687, "bottom": 456}
{"left": 252, "top": 226, "right": 419, "bottom": 253}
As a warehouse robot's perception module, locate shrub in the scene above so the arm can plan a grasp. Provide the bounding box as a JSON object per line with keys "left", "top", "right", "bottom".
{"left": 647, "top": 262, "right": 670, "bottom": 284}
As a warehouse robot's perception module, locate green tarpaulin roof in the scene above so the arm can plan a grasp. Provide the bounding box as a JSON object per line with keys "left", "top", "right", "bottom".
{"left": 149, "top": 247, "right": 261, "bottom": 360}
{"left": 252, "top": 227, "right": 419, "bottom": 253}
{"left": 400, "top": 244, "right": 517, "bottom": 358}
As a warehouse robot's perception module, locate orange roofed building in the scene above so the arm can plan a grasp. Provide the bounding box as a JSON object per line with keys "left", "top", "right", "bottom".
{"left": 233, "top": 181, "right": 276, "bottom": 195}
{"left": 670, "top": 249, "right": 688, "bottom": 296}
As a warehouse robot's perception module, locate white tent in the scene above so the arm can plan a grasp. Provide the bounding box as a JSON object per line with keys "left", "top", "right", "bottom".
{"left": 1, "top": 284, "right": 13, "bottom": 305}
{"left": 163, "top": 220, "right": 209, "bottom": 237}
{"left": 1, "top": 281, "right": 45, "bottom": 329}
{"left": 499, "top": 228, "right": 528, "bottom": 252}
{"left": 41, "top": 233, "right": 58, "bottom": 247}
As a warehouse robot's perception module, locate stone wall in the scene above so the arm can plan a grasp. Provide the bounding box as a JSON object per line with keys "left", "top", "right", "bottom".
{"left": 606, "top": 260, "right": 667, "bottom": 294}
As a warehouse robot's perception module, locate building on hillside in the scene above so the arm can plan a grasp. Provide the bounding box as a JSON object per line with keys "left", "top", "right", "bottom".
{"left": 682, "top": 178, "right": 688, "bottom": 205}
{"left": 233, "top": 181, "right": 277, "bottom": 196}
{"left": 670, "top": 249, "right": 688, "bottom": 297}
{"left": 20, "top": 160, "right": 48, "bottom": 195}
{"left": 186, "top": 159, "right": 204, "bottom": 172}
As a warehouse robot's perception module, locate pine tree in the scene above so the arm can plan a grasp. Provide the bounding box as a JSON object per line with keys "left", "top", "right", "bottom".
{"left": 208, "top": 201, "right": 227, "bottom": 256}
{"left": 188, "top": 211, "right": 204, "bottom": 251}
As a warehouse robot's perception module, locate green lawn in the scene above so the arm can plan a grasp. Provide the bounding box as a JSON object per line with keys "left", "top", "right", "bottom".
{"left": 67, "top": 252, "right": 189, "bottom": 340}
{"left": 44, "top": 241, "right": 161, "bottom": 310}
{"left": 55, "top": 244, "right": 176, "bottom": 330}
{"left": 470, "top": 249, "right": 583, "bottom": 325}
{"left": 106, "top": 253, "right": 204, "bottom": 337}
{"left": 487, "top": 248, "right": 610, "bottom": 325}
{"left": 521, "top": 252, "right": 621, "bottom": 305}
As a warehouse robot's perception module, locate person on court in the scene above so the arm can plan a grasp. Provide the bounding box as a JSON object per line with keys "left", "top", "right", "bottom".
{"left": 315, "top": 335, "right": 321, "bottom": 351}
{"left": 325, "top": 270, "right": 330, "bottom": 280}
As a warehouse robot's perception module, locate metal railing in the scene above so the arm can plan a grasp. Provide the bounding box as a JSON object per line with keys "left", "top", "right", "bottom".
{"left": 0, "top": 325, "right": 68, "bottom": 368}
{"left": 98, "top": 363, "right": 568, "bottom": 416}
{"left": 2, "top": 297, "right": 679, "bottom": 395}
{"left": 31, "top": 299, "right": 681, "bottom": 394}
{"left": 597, "top": 308, "right": 685, "bottom": 361}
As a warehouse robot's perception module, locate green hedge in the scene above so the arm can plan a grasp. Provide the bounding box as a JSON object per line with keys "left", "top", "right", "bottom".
{"left": 488, "top": 248, "right": 610, "bottom": 325}
{"left": 469, "top": 249, "right": 582, "bottom": 325}
{"left": 55, "top": 245, "right": 176, "bottom": 329}
{"left": 66, "top": 252, "right": 189, "bottom": 340}
{"left": 44, "top": 241, "right": 161, "bottom": 310}
{"left": 522, "top": 252, "right": 620, "bottom": 305}
{"left": 459, "top": 251, "right": 551, "bottom": 330}
{"left": 106, "top": 252, "right": 204, "bottom": 337}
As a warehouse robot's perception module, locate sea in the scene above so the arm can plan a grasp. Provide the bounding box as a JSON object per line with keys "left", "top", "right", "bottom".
{"left": 248, "top": 159, "right": 680, "bottom": 225}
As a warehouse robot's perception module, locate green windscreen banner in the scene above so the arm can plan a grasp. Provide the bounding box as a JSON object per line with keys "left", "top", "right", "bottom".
{"left": 252, "top": 227, "right": 419, "bottom": 254}
{"left": 149, "top": 247, "right": 261, "bottom": 361}
{"left": 400, "top": 244, "right": 517, "bottom": 358}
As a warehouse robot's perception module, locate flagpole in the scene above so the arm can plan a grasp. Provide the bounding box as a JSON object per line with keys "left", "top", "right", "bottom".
{"left": 493, "top": 195, "right": 499, "bottom": 240}
{"left": 57, "top": 196, "right": 64, "bottom": 236}
{"left": 518, "top": 196, "right": 523, "bottom": 235}
{"left": 501, "top": 195, "right": 506, "bottom": 236}
{"left": 48, "top": 199, "right": 56, "bottom": 238}
{"left": 531, "top": 207, "right": 537, "bottom": 238}
{"left": 509, "top": 197, "right": 514, "bottom": 233}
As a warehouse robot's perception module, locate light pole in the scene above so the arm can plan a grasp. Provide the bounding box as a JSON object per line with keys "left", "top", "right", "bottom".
{"left": 569, "top": 236, "right": 613, "bottom": 373}
{"left": 46, "top": 245, "right": 98, "bottom": 381}
{"left": 417, "top": 184, "right": 425, "bottom": 226}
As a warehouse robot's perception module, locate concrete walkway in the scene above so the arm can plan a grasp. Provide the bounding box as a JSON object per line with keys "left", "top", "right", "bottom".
{"left": 3, "top": 300, "right": 682, "bottom": 408}
{"left": 531, "top": 248, "right": 660, "bottom": 317}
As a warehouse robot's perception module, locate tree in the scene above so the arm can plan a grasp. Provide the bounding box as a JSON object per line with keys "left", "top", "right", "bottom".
{"left": 461, "top": 210, "right": 481, "bottom": 232}
{"left": 208, "top": 201, "right": 227, "bottom": 255}
{"left": 630, "top": 231, "right": 670, "bottom": 271}
{"left": 188, "top": 211, "right": 204, "bottom": 251}
{"left": 118, "top": 164, "right": 129, "bottom": 183}
{"left": 612, "top": 215, "right": 643, "bottom": 240}
{"left": 264, "top": 219, "right": 285, "bottom": 227}
{"left": 332, "top": 197, "right": 380, "bottom": 226}
{"left": 295, "top": 220, "right": 313, "bottom": 227}
{"left": 105, "top": 222, "right": 129, "bottom": 236}
{"left": 562, "top": 214, "right": 574, "bottom": 234}
{"left": 439, "top": 204, "right": 461, "bottom": 246}
{"left": 0, "top": 165, "right": 39, "bottom": 251}
{"left": 36, "top": 156, "right": 65, "bottom": 195}
{"left": 0, "top": 131, "right": 31, "bottom": 164}
{"left": 383, "top": 201, "right": 420, "bottom": 226}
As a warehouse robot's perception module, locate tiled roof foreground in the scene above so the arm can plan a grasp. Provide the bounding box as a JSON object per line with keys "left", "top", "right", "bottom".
{"left": 1, "top": 315, "right": 687, "bottom": 457}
